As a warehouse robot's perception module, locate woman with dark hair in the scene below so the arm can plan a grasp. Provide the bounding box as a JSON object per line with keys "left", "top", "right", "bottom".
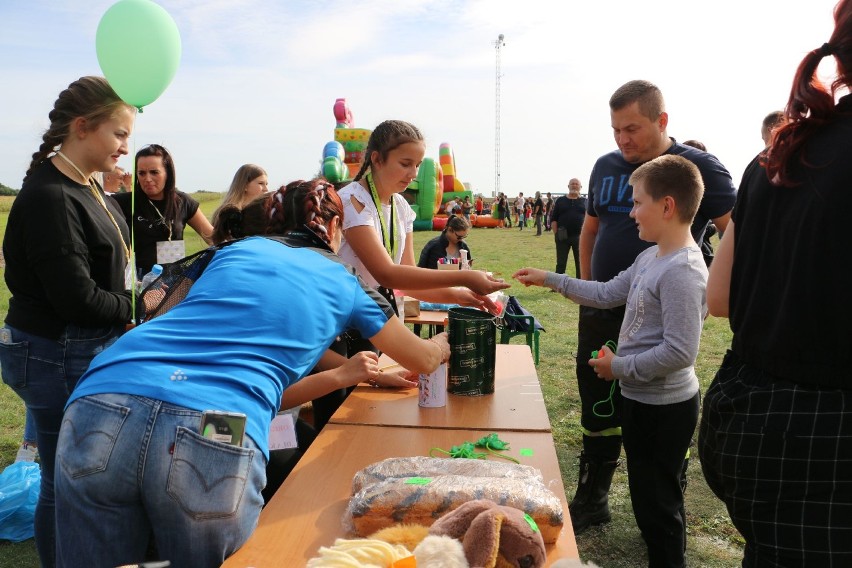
{"left": 54, "top": 179, "right": 450, "bottom": 568}
{"left": 418, "top": 215, "right": 473, "bottom": 269}
{"left": 699, "top": 1, "right": 852, "bottom": 565}
{"left": 0, "top": 75, "right": 137, "bottom": 568}
{"left": 114, "top": 144, "right": 214, "bottom": 276}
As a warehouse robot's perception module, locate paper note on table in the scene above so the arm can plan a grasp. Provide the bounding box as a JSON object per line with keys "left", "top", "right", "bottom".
{"left": 269, "top": 412, "right": 298, "bottom": 450}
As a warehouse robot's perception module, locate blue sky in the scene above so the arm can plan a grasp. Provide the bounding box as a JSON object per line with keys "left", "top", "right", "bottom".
{"left": 0, "top": 0, "right": 841, "bottom": 195}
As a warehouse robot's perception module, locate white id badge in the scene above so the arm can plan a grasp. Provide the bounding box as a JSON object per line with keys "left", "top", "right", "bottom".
{"left": 156, "top": 239, "right": 185, "bottom": 264}
{"left": 268, "top": 412, "right": 298, "bottom": 450}
{"left": 124, "top": 263, "right": 134, "bottom": 290}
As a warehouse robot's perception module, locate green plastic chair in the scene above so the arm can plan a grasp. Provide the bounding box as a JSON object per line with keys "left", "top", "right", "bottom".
{"left": 499, "top": 313, "right": 540, "bottom": 365}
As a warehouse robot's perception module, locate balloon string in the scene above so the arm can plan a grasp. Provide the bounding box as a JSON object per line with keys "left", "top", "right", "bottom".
{"left": 130, "top": 134, "right": 137, "bottom": 323}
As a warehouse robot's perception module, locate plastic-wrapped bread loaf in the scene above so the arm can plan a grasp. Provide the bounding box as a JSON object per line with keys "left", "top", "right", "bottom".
{"left": 351, "top": 456, "right": 543, "bottom": 494}
{"left": 345, "top": 463, "right": 564, "bottom": 543}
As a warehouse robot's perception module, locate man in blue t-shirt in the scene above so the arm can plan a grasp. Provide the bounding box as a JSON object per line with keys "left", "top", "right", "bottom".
{"left": 570, "top": 79, "right": 736, "bottom": 535}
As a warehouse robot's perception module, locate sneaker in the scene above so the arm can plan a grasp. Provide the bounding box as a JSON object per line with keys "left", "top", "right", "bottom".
{"left": 15, "top": 443, "right": 38, "bottom": 463}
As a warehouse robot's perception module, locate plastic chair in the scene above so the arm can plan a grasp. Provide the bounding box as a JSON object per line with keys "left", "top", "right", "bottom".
{"left": 499, "top": 313, "right": 540, "bottom": 365}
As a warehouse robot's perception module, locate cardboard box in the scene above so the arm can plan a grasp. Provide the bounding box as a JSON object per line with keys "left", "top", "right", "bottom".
{"left": 403, "top": 296, "right": 420, "bottom": 317}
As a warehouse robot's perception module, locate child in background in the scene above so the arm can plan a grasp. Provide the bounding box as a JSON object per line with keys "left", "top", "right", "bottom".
{"left": 514, "top": 154, "right": 708, "bottom": 568}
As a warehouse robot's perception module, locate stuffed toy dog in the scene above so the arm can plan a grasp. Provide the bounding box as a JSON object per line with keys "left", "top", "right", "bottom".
{"left": 428, "top": 499, "right": 547, "bottom": 568}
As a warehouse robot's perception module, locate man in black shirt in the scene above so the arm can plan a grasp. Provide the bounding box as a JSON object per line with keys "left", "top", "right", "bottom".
{"left": 550, "top": 179, "right": 586, "bottom": 276}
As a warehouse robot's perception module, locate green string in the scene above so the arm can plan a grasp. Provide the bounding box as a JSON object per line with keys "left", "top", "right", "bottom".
{"left": 592, "top": 340, "right": 619, "bottom": 418}
{"left": 428, "top": 433, "right": 520, "bottom": 463}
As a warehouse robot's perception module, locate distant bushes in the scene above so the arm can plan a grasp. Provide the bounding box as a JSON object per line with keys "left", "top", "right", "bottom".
{"left": 0, "top": 183, "right": 19, "bottom": 196}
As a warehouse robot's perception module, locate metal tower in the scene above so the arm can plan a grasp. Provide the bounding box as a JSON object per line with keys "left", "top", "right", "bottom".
{"left": 494, "top": 33, "right": 505, "bottom": 197}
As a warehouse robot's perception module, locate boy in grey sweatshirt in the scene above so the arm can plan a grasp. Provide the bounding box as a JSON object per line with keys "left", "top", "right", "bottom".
{"left": 514, "top": 154, "right": 708, "bottom": 568}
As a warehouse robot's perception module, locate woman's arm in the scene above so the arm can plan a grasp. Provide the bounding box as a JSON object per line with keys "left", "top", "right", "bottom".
{"left": 344, "top": 224, "right": 507, "bottom": 295}
{"left": 370, "top": 317, "right": 450, "bottom": 375}
{"left": 280, "top": 351, "right": 380, "bottom": 409}
{"left": 187, "top": 208, "right": 214, "bottom": 245}
{"left": 707, "top": 220, "right": 734, "bottom": 317}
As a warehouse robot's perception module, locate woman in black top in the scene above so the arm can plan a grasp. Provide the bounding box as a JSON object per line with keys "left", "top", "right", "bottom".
{"left": 114, "top": 144, "right": 214, "bottom": 276}
{"left": 700, "top": 2, "right": 852, "bottom": 564}
{"left": 417, "top": 215, "right": 473, "bottom": 269}
{"left": 0, "top": 76, "right": 137, "bottom": 568}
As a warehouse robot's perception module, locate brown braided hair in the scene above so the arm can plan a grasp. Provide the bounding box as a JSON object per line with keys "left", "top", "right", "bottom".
{"left": 212, "top": 178, "right": 343, "bottom": 245}
{"left": 25, "top": 76, "right": 134, "bottom": 183}
{"left": 353, "top": 120, "right": 424, "bottom": 181}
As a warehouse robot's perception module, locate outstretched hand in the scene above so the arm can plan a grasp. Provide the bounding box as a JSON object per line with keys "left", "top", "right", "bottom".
{"left": 375, "top": 366, "right": 418, "bottom": 389}
{"left": 513, "top": 267, "right": 547, "bottom": 287}
{"left": 466, "top": 270, "right": 510, "bottom": 295}
{"left": 454, "top": 288, "right": 502, "bottom": 315}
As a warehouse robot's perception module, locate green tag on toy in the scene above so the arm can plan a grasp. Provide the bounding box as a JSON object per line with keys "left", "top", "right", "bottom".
{"left": 519, "top": 448, "right": 534, "bottom": 456}
{"left": 405, "top": 477, "right": 432, "bottom": 485}
{"left": 524, "top": 513, "right": 539, "bottom": 533}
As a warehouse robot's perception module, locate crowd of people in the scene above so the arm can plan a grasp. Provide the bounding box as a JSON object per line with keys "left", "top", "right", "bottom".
{"left": 1, "top": 1, "right": 851, "bottom": 565}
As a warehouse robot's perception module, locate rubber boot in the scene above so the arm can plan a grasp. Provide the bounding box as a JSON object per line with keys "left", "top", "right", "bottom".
{"left": 569, "top": 452, "right": 620, "bottom": 535}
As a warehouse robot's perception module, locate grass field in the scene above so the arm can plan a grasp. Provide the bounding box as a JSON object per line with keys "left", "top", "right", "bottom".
{"left": 0, "top": 194, "right": 743, "bottom": 567}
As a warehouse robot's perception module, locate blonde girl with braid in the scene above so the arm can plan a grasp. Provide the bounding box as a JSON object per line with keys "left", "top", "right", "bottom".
{"left": 337, "top": 120, "right": 509, "bottom": 312}
{"left": 0, "top": 76, "right": 136, "bottom": 568}
{"left": 53, "top": 179, "right": 449, "bottom": 567}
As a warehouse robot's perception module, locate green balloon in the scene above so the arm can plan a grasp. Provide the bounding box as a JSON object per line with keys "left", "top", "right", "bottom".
{"left": 96, "top": 0, "right": 181, "bottom": 108}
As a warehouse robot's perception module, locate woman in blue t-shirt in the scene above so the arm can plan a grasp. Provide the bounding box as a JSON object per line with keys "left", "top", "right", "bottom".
{"left": 53, "top": 179, "right": 450, "bottom": 568}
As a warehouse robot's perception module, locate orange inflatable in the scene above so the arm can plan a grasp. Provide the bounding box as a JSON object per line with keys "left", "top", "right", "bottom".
{"left": 473, "top": 214, "right": 500, "bottom": 228}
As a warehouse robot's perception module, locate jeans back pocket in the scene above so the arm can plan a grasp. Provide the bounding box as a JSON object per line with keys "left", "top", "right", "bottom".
{"left": 58, "top": 396, "right": 129, "bottom": 478}
{"left": 167, "top": 427, "right": 254, "bottom": 520}
{"left": 0, "top": 327, "right": 29, "bottom": 390}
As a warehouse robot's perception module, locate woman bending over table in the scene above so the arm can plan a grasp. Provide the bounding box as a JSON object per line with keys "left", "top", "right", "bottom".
{"left": 53, "top": 179, "right": 450, "bottom": 568}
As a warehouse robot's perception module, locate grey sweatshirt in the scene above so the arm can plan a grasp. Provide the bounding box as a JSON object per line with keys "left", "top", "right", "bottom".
{"left": 544, "top": 245, "right": 708, "bottom": 405}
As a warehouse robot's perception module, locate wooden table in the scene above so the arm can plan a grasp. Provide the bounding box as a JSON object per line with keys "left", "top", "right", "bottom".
{"left": 330, "top": 344, "right": 551, "bottom": 432}
{"left": 403, "top": 309, "right": 448, "bottom": 327}
{"left": 221, "top": 424, "right": 578, "bottom": 567}
{"left": 404, "top": 309, "right": 447, "bottom": 337}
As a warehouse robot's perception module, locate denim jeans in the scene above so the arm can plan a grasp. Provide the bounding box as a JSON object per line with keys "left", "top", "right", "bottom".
{"left": 0, "top": 323, "right": 124, "bottom": 568}
{"left": 24, "top": 409, "right": 37, "bottom": 444}
{"left": 55, "top": 393, "right": 266, "bottom": 568}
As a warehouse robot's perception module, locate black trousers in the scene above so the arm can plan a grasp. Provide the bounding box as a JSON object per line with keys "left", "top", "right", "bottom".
{"left": 576, "top": 306, "right": 624, "bottom": 434}
{"left": 623, "top": 393, "right": 699, "bottom": 568}
{"left": 555, "top": 233, "right": 580, "bottom": 277}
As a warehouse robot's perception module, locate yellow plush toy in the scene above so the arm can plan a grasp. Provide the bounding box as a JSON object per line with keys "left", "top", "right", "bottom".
{"left": 306, "top": 524, "right": 468, "bottom": 568}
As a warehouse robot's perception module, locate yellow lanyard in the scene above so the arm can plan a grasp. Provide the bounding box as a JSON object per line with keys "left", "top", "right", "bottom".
{"left": 55, "top": 151, "right": 131, "bottom": 263}
{"left": 365, "top": 172, "right": 396, "bottom": 260}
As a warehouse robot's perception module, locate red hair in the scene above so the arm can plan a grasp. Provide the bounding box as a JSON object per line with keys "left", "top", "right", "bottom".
{"left": 765, "top": 0, "right": 852, "bottom": 185}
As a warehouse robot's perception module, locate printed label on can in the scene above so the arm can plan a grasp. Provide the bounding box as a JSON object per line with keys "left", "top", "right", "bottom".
{"left": 452, "top": 342, "right": 477, "bottom": 355}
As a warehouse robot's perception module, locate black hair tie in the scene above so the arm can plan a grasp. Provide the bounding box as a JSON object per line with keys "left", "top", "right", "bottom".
{"left": 819, "top": 42, "right": 836, "bottom": 57}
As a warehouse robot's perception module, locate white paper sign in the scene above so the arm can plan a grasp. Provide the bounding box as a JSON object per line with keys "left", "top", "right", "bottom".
{"left": 268, "top": 412, "right": 298, "bottom": 450}
{"left": 156, "top": 239, "right": 186, "bottom": 265}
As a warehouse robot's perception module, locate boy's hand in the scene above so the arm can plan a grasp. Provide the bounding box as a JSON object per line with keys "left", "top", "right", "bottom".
{"left": 589, "top": 345, "right": 615, "bottom": 381}
{"left": 513, "top": 267, "right": 547, "bottom": 287}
